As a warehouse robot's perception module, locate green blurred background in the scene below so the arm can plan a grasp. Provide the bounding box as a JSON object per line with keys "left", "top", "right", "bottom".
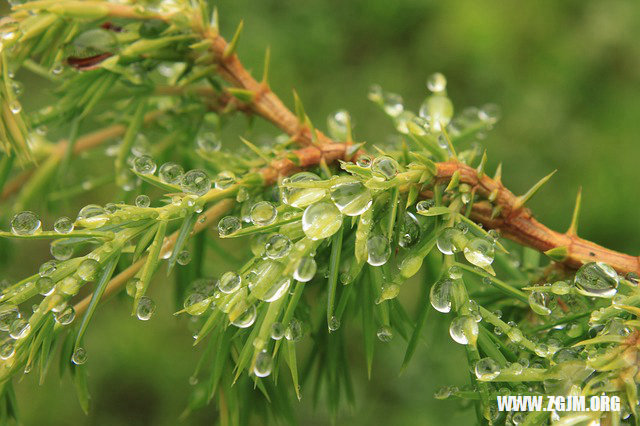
{"left": 4, "top": 0, "right": 640, "bottom": 424}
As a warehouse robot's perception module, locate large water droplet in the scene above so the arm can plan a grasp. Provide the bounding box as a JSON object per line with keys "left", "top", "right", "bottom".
{"left": 436, "top": 227, "right": 466, "bottom": 255}
{"left": 54, "top": 306, "right": 76, "bottom": 325}
{"left": 36, "top": 276, "right": 55, "bottom": 296}
{"left": 0, "top": 306, "right": 20, "bottom": 332}
{"left": 574, "top": 262, "right": 619, "bottom": 298}
{"left": 261, "top": 277, "right": 290, "bottom": 303}
{"left": 9, "top": 100, "right": 21, "bottom": 114}
{"left": 528, "top": 291, "right": 552, "bottom": 316}
{"left": 285, "top": 318, "right": 304, "bottom": 341}
{"left": 9, "top": 318, "right": 31, "bottom": 339}
{"left": 475, "top": 357, "right": 500, "bottom": 381}
{"left": 366, "top": 235, "right": 391, "bottom": 266}
{"left": 250, "top": 201, "right": 277, "bottom": 226}
{"left": 71, "top": 347, "right": 87, "bottom": 365}
{"left": 77, "top": 258, "right": 100, "bottom": 281}
{"left": 184, "top": 293, "right": 210, "bottom": 316}
{"left": 254, "top": 351, "right": 273, "bottom": 377}
{"left": 449, "top": 315, "right": 478, "bottom": 345}
{"left": 430, "top": 279, "right": 453, "bottom": 313}
{"left": 399, "top": 212, "right": 420, "bottom": 248}
{"left": 51, "top": 242, "right": 73, "bottom": 261}
{"left": 330, "top": 180, "right": 372, "bottom": 216}
{"left": 327, "top": 110, "right": 350, "bottom": 141}
{"left": 302, "top": 202, "right": 342, "bottom": 240}
{"left": 0, "top": 339, "right": 15, "bottom": 360}
{"left": 135, "top": 194, "right": 150, "bottom": 208}
{"left": 377, "top": 326, "right": 393, "bottom": 342}
{"left": 427, "top": 72, "right": 447, "bottom": 93}
{"left": 328, "top": 315, "right": 340, "bottom": 332}
{"left": 196, "top": 131, "right": 221, "bottom": 152}
{"left": 294, "top": 257, "right": 317, "bottom": 282}
{"left": 419, "top": 94, "right": 454, "bottom": 132}
{"left": 177, "top": 250, "right": 191, "bottom": 266}
{"left": 371, "top": 156, "right": 399, "bottom": 180}
{"left": 76, "top": 204, "right": 108, "bottom": 228}
{"left": 136, "top": 296, "right": 156, "bottom": 321}
{"left": 219, "top": 271, "right": 241, "bottom": 294}
{"left": 159, "top": 162, "right": 184, "bottom": 184}
{"left": 133, "top": 155, "right": 157, "bottom": 175}
{"left": 59, "top": 276, "right": 80, "bottom": 295}
{"left": 39, "top": 260, "right": 58, "bottom": 277}
{"left": 382, "top": 92, "right": 403, "bottom": 117}
{"left": 463, "top": 238, "right": 495, "bottom": 269}
{"left": 231, "top": 304, "right": 257, "bottom": 328}
{"left": 11, "top": 211, "right": 41, "bottom": 235}
{"left": 53, "top": 217, "right": 74, "bottom": 234}
{"left": 218, "top": 216, "right": 241, "bottom": 237}
{"left": 271, "top": 322, "right": 285, "bottom": 340}
{"left": 180, "top": 169, "right": 211, "bottom": 196}
{"left": 215, "top": 171, "right": 236, "bottom": 190}
{"left": 281, "top": 172, "right": 326, "bottom": 208}
{"left": 265, "top": 234, "right": 292, "bottom": 259}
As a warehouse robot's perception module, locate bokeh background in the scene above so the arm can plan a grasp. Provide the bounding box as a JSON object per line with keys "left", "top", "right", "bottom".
{"left": 3, "top": 0, "right": 640, "bottom": 425}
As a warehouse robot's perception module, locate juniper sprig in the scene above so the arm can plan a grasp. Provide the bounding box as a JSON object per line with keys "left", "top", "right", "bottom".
{"left": 0, "top": 1, "right": 639, "bottom": 425}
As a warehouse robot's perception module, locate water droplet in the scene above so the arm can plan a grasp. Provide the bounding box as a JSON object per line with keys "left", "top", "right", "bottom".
{"left": 159, "top": 162, "right": 184, "bottom": 184}
{"left": 135, "top": 194, "right": 150, "bottom": 208}
{"left": 330, "top": 181, "right": 372, "bottom": 216}
{"left": 302, "top": 202, "right": 342, "bottom": 240}
{"left": 506, "top": 324, "right": 523, "bottom": 343}
{"left": 133, "top": 155, "right": 157, "bottom": 175}
{"left": 180, "top": 169, "right": 211, "bottom": 196}
{"left": 196, "top": 131, "right": 221, "bottom": 152}
{"left": 356, "top": 155, "right": 372, "bottom": 168}
{"left": 371, "top": 156, "right": 399, "bottom": 180}
{"left": 214, "top": 171, "right": 236, "bottom": 190}
{"left": 281, "top": 172, "right": 326, "bottom": 208}
{"left": 475, "top": 357, "right": 500, "bottom": 380}
{"left": 76, "top": 204, "right": 108, "bottom": 228}
{"left": 39, "top": 260, "right": 58, "bottom": 277}
{"left": 36, "top": 276, "right": 55, "bottom": 296}
{"left": 528, "top": 291, "right": 552, "bottom": 316}
{"left": 327, "top": 110, "right": 350, "bottom": 140}
{"left": 367, "top": 84, "right": 383, "bottom": 102}
{"left": 434, "top": 386, "right": 453, "bottom": 400}
{"left": 54, "top": 306, "right": 75, "bottom": 325}
{"left": 254, "top": 351, "right": 273, "bottom": 377}
{"left": 382, "top": 92, "right": 403, "bottom": 117}
{"left": 478, "top": 104, "right": 501, "bottom": 124}
{"left": 0, "top": 306, "right": 20, "bottom": 332}
{"left": 328, "top": 315, "right": 341, "bottom": 331}
{"left": 419, "top": 93, "right": 454, "bottom": 132}
{"left": 231, "top": 304, "right": 257, "bottom": 328}
{"left": 51, "top": 243, "right": 73, "bottom": 261}
{"left": 574, "top": 262, "right": 619, "bottom": 298}
{"left": 625, "top": 272, "right": 639, "bottom": 286}
{"left": 294, "top": 257, "right": 317, "bottom": 282}
{"left": 262, "top": 277, "right": 291, "bottom": 303}
{"left": 53, "top": 217, "right": 74, "bottom": 234}
{"left": 448, "top": 266, "right": 463, "bottom": 280}
{"left": 250, "top": 201, "right": 277, "bottom": 226}
{"left": 399, "top": 212, "right": 420, "bottom": 248}
{"left": 377, "top": 326, "right": 393, "bottom": 342}
{"left": 285, "top": 318, "right": 304, "bottom": 341}
{"left": 184, "top": 293, "right": 210, "bottom": 316}
{"left": 59, "top": 276, "right": 80, "bottom": 295}
{"left": 11, "top": 211, "right": 41, "bottom": 235}
{"left": 72, "top": 347, "right": 87, "bottom": 365}
{"left": 427, "top": 72, "right": 447, "bottom": 93}
{"left": 219, "top": 271, "right": 241, "bottom": 294}
{"left": 436, "top": 227, "right": 466, "bottom": 255}
{"left": 9, "top": 100, "right": 21, "bottom": 114}
{"left": 265, "top": 234, "right": 291, "bottom": 259}
{"left": 77, "top": 258, "right": 100, "bottom": 281}
{"left": 9, "top": 318, "right": 31, "bottom": 339}
{"left": 136, "top": 296, "right": 156, "bottom": 321}
{"left": 271, "top": 322, "right": 285, "bottom": 340}
{"left": 430, "top": 279, "right": 453, "bottom": 313}
{"left": 449, "top": 315, "right": 478, "bottom": 345}
{"left": 455, "top": 222, "right": 469, "bottom": 234}
{"left": 177, "top": 250, "right": 191, "bottom": 266}
{"left": 463, "top": 238, "right": 495, "bottom": 269}
{"left": 0, "top": 339, "right": 15, "bottom": 360}
{"left": 416, "top": 199, "right": 435, "bottom": 213}
{"left": 366, "top": 235, "right": 391, "bottom": 266}
{"left": 218, "top": 216, "right": 241, "bottom": 237}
